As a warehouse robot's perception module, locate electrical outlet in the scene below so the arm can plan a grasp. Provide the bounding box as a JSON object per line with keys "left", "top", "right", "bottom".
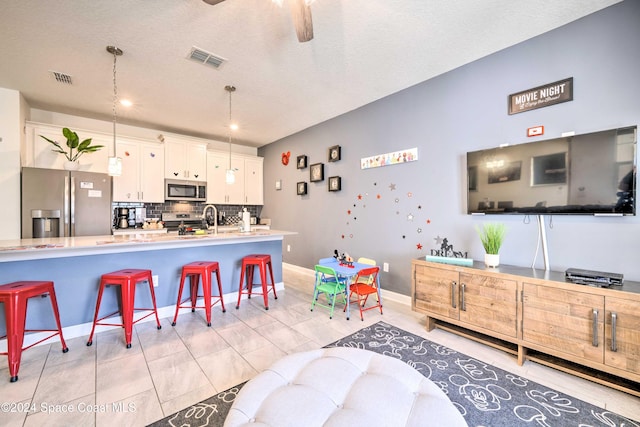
{"left": 383, "top": 262, "right": 389, "bottom": 272}
{"left": 153, "top": 275, "right": 159, "bottom": 287}
{"left": 287, "top": 244, "right": 291, "bottom": 252}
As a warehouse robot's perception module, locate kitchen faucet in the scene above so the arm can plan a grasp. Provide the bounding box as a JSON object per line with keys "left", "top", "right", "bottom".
{"left": 202, "top": 204, "right": 218, "bottom": 235}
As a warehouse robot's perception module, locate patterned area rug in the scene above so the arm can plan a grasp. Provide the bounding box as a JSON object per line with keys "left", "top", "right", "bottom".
{"left": 148, "top": 321, "right": 638, "bottom": 427}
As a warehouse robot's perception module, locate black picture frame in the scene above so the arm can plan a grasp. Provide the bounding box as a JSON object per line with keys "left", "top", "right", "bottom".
{"left": 488, "top": 161, "right": 522, "bottom": 184}
{"left": 296, "top": 181, "right": 307, "bottom": 195}
{"left": 328, "top": 145, "right": 341, "bottom": 162}
{"left": 310, "top": 163, "right": 324, "bottom": 182}
{"left": 328, "top": 176, "right": 341, "bottom": 192}
{"left": 296, "top": 155, "right": 308, "bottom": 169}
{"left": 468, "top": 165, "right": 478, "bottom": 191}
{"left": 531, "top": 152, "right": 567, "bottom": 186}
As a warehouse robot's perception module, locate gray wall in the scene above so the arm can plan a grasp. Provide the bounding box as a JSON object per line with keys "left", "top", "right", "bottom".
{"left": 259, "top": 1, "right": 640, "bottom": 294}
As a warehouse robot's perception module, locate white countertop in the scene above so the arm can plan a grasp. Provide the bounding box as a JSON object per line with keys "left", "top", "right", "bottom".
{"left": 0, "top": 228, "right": 295, "bottom": 262}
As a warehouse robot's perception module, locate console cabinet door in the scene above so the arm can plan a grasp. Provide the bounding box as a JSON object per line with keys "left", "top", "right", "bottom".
{"left": 459, "top": 273, "right": 518, "bottom": 338}
{"left": 605, "top": 296, "right": 640, "bottom": 374}
{"left": 522, "top": 283, "right": 604, "bottom": 364}
{"left": 413, "top": 265, "right": 459, "bottom": 321}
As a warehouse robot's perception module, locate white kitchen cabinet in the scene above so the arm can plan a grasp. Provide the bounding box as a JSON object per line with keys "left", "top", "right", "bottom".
{"left": 112, "top": 139, "right": 165, "bottom": 202}
{"left": 24, "top": 122, "right": 110, "bottom": 173}
{"left": 244, "top": 157, "right": 264, "bottom": 205}
{"left": 206, "top": 151, "right": 262, "bottom": 205}
{"left": 164, "top": 140, "right": 207, "bottom": 182}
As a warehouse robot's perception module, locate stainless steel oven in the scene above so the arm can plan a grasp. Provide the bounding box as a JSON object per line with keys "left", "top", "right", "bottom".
{"left": 165, "top": 179, "right": 207, "bottom": 201}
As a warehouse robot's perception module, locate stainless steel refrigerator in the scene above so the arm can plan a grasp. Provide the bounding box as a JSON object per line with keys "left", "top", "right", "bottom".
{"left": 21, "top": 167, "right": 112, "bottom": 238}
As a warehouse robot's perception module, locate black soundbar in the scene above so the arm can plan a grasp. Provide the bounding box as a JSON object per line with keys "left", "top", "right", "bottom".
{"left": 565, "top": 268, "right": 624, "bottom": 287}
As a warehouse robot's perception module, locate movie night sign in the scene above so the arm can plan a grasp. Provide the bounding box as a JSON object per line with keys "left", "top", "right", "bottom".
{"left": 508, "top": 77, "right": 573, "bottom": 115}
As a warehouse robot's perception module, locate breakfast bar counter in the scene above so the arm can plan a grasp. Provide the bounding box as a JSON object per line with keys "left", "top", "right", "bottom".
{"left": 0, "top": 229, "right": 296, "bottom": 337}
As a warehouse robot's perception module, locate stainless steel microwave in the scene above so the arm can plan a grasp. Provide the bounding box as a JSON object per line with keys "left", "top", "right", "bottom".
{"left": 165, "top": 179, "right": 207, "bottom": 201}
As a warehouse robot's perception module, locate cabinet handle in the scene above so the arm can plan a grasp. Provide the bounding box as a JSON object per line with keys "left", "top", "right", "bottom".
{"left": 451, "top": 281, "right": 457, "bottom": 309}
{"left": 173, "top": 172, "right": 179, "bottom": 177}
{"left": 592, "top": 309, "right": 598, "bottom": 347}
{"left": 611, "top": 312, "right": 618, "bottom": 352}
{"left": 460, "top": 283, "right": 466, "bottom": 311}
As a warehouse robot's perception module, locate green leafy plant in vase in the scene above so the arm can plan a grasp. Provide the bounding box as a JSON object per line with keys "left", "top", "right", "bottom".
{"left": 476, "top": 222, "right": 506, "bottom": 267}
{"left": 40, "top": 127, "right": 104, "bottom": 170}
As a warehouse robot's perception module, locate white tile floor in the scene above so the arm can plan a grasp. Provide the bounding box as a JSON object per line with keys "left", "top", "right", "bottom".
{"left": 1, "top": 265, "right": 639, "bottom": 426}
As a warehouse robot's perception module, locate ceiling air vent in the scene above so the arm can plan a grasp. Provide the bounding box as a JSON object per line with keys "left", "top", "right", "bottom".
{"left": 188, "top": 46, "right": 226, "bottom": 69}
{"left": 49, "top": 70, "right": 73, "bottom": 84}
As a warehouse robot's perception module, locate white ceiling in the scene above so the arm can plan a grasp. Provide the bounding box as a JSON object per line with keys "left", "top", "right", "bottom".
{"left": 0, "top": 0, "right": 620, "bottom": 148}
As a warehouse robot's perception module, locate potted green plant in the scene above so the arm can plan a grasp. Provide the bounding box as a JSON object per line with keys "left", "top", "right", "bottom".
{"left": 476, "top": 222, "right": 506, "bottom": 267}
{"left": 40, "top": 127, "right": 104, "bottom": 170}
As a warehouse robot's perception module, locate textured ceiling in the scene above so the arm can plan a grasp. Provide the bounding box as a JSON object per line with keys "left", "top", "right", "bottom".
{"left": 0, "top": 0, "right": 620, "bottom": 147}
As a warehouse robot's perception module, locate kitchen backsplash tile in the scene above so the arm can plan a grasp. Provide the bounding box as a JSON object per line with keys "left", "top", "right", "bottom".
{"left": 112, "top": 201, "right": 262, "bottom": 225}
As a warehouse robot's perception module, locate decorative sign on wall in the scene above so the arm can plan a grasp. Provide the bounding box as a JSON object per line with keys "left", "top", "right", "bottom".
{"left": 360, "top": 147, "right": 418, "bottom": 169}
{"left": 508, "top": 77, "right": 573, "bottom": 115}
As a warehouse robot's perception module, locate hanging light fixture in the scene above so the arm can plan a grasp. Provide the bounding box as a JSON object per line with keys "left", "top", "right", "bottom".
{"left": 225, "top": 85, "right": 237, "bottom": 185}
{"left": 107, "top": 45, "right": 123, "bottom": 176}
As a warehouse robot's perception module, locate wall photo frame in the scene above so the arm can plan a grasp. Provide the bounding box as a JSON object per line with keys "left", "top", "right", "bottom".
{"left": 310, "top": 163, "right": 324, "bottom": 182}
{"left": 531, "top": 152, "right": 567, "bottom": 185}
{"left": 328, "top": 145, "right": 341, "bottom": 162}
{"left": 296, "top": 155, "right": 307, "bottom": 169}
{"left": 296, "top": 181, "right": 308, "bottom": 195}
{"left": 328, "top": 176, "right": 341, "bottom": 192}
{"left": 488, "top": 160, "right": 522, "bottom": 184}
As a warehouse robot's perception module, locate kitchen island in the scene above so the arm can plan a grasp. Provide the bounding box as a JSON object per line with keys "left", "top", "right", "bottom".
{"left": 0, "top": 229, "right": 296, "bottom": 340}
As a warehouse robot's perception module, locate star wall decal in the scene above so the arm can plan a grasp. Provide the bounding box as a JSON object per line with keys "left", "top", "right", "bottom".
{"left": 377, "top": 194, "right": 381, "bottom": 199}
{"left": 416, "top": 243, "right": 423, "bottom": 250}
{"left": 407, "top": 213, "right": 414, "bottom": 221}
{"left": 389, "top": 183, "right": 396, "bottom": 191}
{"left": 434, "top": 235, "right": 443, "bottom": 245}
{"left": 407, "top": 192, "right": 413, "bottom": 198}
{"left": 417, "top": 228, "right": 422, "bottom": 233}
{"left": 395, "top": 198, "right": 400, "bottom": 203}
{"left": 358, "top": 194, "right": 363, "bottom": 200}
{"left": 426, "top": 219, "right": 431, "bottom": 224}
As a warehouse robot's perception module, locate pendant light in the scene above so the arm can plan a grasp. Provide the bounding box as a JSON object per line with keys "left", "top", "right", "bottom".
{"left": 225, "top": 85, "right": 236, "bottom": 185}
{"left": 107, "top": 45, "right": 123, "bottom": 176}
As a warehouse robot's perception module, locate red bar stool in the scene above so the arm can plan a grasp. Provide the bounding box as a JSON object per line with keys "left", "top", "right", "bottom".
{"left": 172, "top": 261, "right": 226, "bottom": 327}
{"left": 0, "top": 281, "right": 68, "bottom": 383}
{"left": 86, "top": 269, "right": 161, "bottom": 349}
{"left": 236, "top": 254, "right": 277, "bottom": 310}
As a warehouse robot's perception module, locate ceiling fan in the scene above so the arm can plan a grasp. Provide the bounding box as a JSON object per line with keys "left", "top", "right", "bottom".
{"left": 202, "top": 0, "right": 314, "bottom": 43}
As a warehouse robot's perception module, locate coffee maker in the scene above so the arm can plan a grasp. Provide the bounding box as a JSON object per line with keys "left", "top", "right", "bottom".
{"left": 114, "top": 207, "right": 130, "bottom": 229}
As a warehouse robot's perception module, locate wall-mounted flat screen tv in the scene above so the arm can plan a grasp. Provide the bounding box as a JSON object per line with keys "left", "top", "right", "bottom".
{"left": 467, "top": 126, "right": 637, "bottom": 215}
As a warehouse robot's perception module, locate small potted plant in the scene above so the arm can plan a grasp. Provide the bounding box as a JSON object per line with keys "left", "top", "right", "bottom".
{"left": 40, "top": 127, "right": 104, "bottom": 170}
{"left": 476, "top": 222, "right": 506, "bottom": 267}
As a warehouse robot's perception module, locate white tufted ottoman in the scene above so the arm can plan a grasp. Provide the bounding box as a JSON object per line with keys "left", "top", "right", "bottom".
{"left": 224, "top": 347, "right": 467, "bottom": 427}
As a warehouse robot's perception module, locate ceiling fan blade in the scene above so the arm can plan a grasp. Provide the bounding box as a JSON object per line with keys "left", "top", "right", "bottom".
{"left": 202, "top": 0, "right": 225, "bottom": 5}
{"left": 289, "top": 0, "right": 314, "bottom": 42}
